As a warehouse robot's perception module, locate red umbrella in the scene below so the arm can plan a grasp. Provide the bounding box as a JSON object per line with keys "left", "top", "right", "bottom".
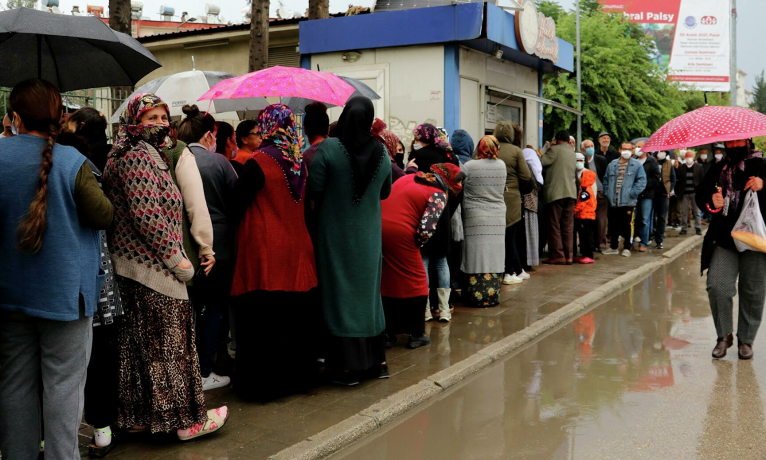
{"left": 642, "top": 106, "right": 766, "bottom": 152}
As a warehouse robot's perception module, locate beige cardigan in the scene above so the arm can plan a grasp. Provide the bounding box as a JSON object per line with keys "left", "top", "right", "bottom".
{"left": 175, "top": 147, "right": 215, "bottom": 258}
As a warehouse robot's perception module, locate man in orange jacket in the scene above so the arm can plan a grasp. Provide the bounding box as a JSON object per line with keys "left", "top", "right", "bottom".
{"left": 574, "top": 152, "right": 597, "bottom": 264}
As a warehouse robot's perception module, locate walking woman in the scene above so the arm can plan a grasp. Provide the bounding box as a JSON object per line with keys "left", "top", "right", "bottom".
{"left": 103, "top": 93, "right": 227, "bottom": 440}
{"left": 461, "top": 135, "right": 507, "bottom": 307}
{"left": 381, "top": 169, "right": 447, "bottom": 347}
{"left": 177, "top": 104, "right": 239, "bottom": 391}
{"left": 228, "top": 104, "right": 319, "bottom": 401}
{"left": 699, "top": 138, "right": 766, "bottom": 360}
{"left": 0, "top": 79, "right": 113, "bottom": 459}
{"left": 308, "top": 96, "right": 393, "bottom": 386}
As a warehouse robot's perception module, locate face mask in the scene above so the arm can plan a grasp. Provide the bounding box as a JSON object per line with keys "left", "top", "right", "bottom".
{"left": 11, "top": 115, "right": 18, "bottom": 136}
{"left": 413, "top": 142, "right": 424, "bottom": 151}
{"left": 621, "top": 150, "right": 632, "bottom": 159}
{"left": 634, "top": 149, "right": 643, "bottom": 157}
{"left": 685, "top": 158, "right": 694, "bottom": 166}
{"left": 585, "top": 147, "right": 595, "bottom": 157}
{"left": 576, "top": 162, "right": 585, "bottom": 171}
{"left": 657, "top": 152, "right": 667, "bottom": 161}
{"left": 700, "top": 154, "right": 708, "bottom": 161}
{"left": 715, "top": 154, "right": 723, "bottom": 161}
{"left": 671, "top": 159, "right": 676, "bottom": 166}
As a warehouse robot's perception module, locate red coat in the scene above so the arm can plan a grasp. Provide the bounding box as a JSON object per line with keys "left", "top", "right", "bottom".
{"left": 230, "top": 153, "right": 317, "bottom": 295}
{"left": 381, "top": 175, "right": 445, "bottom": 298}
{"left": 575, "top": 169, "right": 597, "bottom": 220}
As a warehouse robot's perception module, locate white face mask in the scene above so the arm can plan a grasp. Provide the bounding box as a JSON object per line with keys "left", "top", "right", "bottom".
{"left": 413, "top": 142, "right": 424, "bottom": 151}
{"left": 715, "top": 153, "right": 723, "bottom": 161}
{"left": 685, "top": 158, "right": 694, "bottom": 166}
{"left": 621, "top": 150, "right": 632, "bottom": 159}
{"left": 700, "top": 154, "right": 708, "bottom": 161}
{"left": 576, "top": 162, "right": 585, "bottom": 171}
{"left": 657, "top": 152, "right": 667, "bottom": 161}
{"left": 634, "top": 148, "right": 643, "bottom": 157}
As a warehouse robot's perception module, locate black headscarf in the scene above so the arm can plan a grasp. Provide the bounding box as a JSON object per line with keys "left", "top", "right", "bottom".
{"left": 719, "top": 139, "right": 763, "bottom": 214}
{"left": 337, "top": 96, "right": 384, "bottom": 203}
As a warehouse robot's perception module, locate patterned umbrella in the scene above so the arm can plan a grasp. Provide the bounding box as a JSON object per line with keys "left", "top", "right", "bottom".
{"left": 642, "top": 106, "right": 766, "bottom": 152}
{"left": 197, "top": 66, "right": 356, "bottom": 114}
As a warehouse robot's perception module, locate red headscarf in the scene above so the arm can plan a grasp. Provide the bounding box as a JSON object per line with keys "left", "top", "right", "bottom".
{"left": 430, "top": 163, "right": 465, "bottom": 196}
{"left": 477, "top": 135, "right": 500, "bottom": 160}
{"left": 370, "top": 118, "right": 401, "bottom": 161}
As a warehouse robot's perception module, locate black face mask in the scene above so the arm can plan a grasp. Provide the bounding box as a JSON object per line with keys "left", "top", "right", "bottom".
{"left": 726, "top": 146, "right": 750, "bottom": 163}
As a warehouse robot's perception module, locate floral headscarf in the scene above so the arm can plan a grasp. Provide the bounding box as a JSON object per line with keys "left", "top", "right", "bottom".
{"left": 110, "top": 93, "right": 171, "bottom": 158}
{"left": 430, "top": 163, "right": 465, "bottom": 196}
{"left": 256, "top": 104, "right": 306, "bottom": 201}
{"left": 414, "top": 123, "right": 454, "bottom": 159}
{"left": 477, "top": 135, "right": 500, "bottom": 160}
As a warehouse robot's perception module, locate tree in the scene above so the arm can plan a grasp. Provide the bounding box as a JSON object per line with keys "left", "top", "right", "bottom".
{"left": 541, "top": 7, "right": 687, "bottom": 143}
{"left": 578, "top": 0, "right": 601, "bottom": 15}
{"left": 108, "top": 0, "right": 132, "bottom": 35}
{"left": 6, "top": 0, "right": 35, "bottom": 8}
{"left": 751, "top": 71, "right": 766, "bottom": 115}
{"left": 248, "top": 0, "right": 269, "bottom": 72}
{"left": 308, "top": 0, "right": 329, "bottom": 20}
{"left": 535, "top": 0, "right": 565, "bottom": 22}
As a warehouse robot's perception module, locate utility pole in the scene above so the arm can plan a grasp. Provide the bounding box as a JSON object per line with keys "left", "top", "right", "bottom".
{"left": 730, "top": 0, "right": 737, "bottom": 107}
{"left": 248, "top": 0, "right": 269, "bottom": 72}
{"left": 576, "top": 0, "right": 582, "bottom": 147}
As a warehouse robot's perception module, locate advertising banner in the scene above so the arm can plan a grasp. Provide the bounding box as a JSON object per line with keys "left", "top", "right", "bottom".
{"left": 599, "top": 0, "right": 731, "bottom": 92}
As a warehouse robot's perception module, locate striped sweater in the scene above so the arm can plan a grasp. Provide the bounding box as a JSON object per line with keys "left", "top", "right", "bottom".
{"left": 103, "top": 141, "right": 189, "bottom": 300}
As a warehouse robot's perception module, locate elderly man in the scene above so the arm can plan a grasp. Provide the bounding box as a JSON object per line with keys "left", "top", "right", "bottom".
{"left": 634, "top": 146, "right": 661, "bottom": 252}
{"left": 582, "top": 139, "right": 608, "bottom": 251}
{"left": 602, "top": 141, "right": 647, "bottom": 256}
{"left": 541, "top": 130, "right": 578, "bottom": 264}
{"left": 597, "top": 132, "right": 620, "bottom": 164}
{"left": 675, "top": 150, "right": 704, "bottom": 235}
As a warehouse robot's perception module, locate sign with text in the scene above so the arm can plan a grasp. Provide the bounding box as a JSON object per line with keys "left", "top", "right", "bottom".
{"left": 599, "top": 0, "right": 731, "bottom": 92}
{"left": 515, "top": 0, "right": 560, "bottom": 64}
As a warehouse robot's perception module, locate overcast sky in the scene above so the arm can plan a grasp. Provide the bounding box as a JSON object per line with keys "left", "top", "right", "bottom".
{"left": 39, "top": 0, "right": 764, "bottom": 92}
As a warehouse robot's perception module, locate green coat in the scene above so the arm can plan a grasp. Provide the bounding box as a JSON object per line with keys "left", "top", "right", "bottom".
{"left": 540, "top": 142, "right": 577, "bottom": 204}
{"left": 308, "top": 138, "right": 393, "bottom": 338}
{"left": 493, "top": 122, "right": 532, "bottom": 227}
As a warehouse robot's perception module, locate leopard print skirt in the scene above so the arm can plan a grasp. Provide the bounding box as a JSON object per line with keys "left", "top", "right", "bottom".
{"left": 115, "top": 276, "right": 207, "bottom": 433}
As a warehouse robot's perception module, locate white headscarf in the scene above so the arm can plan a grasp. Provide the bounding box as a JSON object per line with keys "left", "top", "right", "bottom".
{"left": 523, "top": 148, "right": 544, "bottom": 185}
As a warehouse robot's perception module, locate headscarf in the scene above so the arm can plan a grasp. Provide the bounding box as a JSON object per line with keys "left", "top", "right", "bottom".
{"left": 477, "top": 135, "right": 499, "bottom": 160}
{"left": 110, "top": 93, "right": 171, "bottom": 158}
{"left": 430, "top": 163, "right": 465, "bottom": 197}
{"left": 523, "top": 147, "right": 544, "bottom": 185}
{"left": 256, "top": 104, "right": 306, "bottom": 202}
{"left": 369, "top": 118, "right": 401, "bottom": 162}
{"left": 451, "top": 129, "right": 474, "bottom": 164}
{"left": 719, "top": 139, "right": 763, "bottom": 214}
{"left": 371, "top": 118, "right": 387, "bottom": 140}
{"left": 337, "top": 96, "right": 384, "bottom": 203}
{"left": 414, "top": 123, "right": 454, "bottom": 160}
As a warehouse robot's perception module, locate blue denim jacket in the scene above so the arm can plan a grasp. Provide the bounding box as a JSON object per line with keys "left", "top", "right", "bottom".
{"left": 603, "top": 157, "right": 647, "bottom": 207}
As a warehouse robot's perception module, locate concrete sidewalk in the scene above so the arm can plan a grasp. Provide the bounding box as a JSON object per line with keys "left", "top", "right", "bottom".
{"left": 83, "top": 230, "right": 704, "bottom": 460}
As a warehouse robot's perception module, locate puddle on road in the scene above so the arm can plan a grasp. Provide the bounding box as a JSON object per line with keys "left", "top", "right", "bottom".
{"left": 329, "top": 250, "right": 766, "bottom": 460}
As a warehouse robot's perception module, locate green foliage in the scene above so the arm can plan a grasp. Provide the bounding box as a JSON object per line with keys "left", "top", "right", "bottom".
{"left": 6, "top": 0, "right": 36, "bottom": 8}
{"left": 541, "top": 7, "right": 723, "bottom": 144}
{"left": 751, "top": 71, "right": 766, "bottom": 115}
{"left": 754, "top": 136, "right": 766, "bottom": 153}
{"left": 578, "top": 0, "right": 601, "bottom": 15}
{"left": 535, "top": 0, "right": 565, "bottom": 22}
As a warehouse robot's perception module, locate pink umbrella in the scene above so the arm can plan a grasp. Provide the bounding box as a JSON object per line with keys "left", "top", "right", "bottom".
{"left": 197, "top": 66, "right": 356, "bottom": 114}
{"left": 642, "top": 106, "right": 766, "bottom": 152}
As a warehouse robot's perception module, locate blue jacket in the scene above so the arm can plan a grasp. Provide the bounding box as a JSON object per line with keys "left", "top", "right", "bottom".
{"left": 603, "top": 157, "right": 647, "bottom": 207}
{"left": 0, "top": 135, "right": 103, "bottom": 321}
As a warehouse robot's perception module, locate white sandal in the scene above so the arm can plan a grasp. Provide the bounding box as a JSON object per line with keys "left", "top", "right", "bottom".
{"left": 178, "top": 406, "right": 229, "bottom": 442}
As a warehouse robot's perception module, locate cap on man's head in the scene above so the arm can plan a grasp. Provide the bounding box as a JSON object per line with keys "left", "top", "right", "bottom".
{"left": 714, "top": 143, "right": 725, "bottom": 150}
{"left": 598, "top": 132, "right": 610, "bottom": 139}
{"left": 576, "top": 152, "right": 585, "bottom": 161}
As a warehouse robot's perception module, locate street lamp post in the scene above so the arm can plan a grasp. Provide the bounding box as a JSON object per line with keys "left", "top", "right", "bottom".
{"left": 576, "top": 0, "right": 582, "bottom": 148}
{"left": 730, "top": 0, "right": 737, "bottom": 107}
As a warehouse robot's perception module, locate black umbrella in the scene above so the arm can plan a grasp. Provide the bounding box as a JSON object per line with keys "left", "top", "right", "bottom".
{"left": 0, "top": 8, "right": 161, "bottom": 91}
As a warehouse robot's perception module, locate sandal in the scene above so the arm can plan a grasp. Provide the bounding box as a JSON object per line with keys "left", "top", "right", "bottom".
{"left": 178, "top": 407, "right": 229, "bottom": 442}
{"left": 88, "top": 430, "right": 117, "bottom": 459}
{"left": 125, "top": 425, "right": 148, "bottom": 434}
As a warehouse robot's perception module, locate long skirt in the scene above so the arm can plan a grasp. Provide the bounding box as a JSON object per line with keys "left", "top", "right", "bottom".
{"left": 232, "top": 289, "right": 319, "bottom": 403}
{"left": 327, "top": 333, "right": 386, "bottom": 372}
{"left": 383, "top": 296, "right": 428, "bottom": 337}
{"left": 116, "top": 277, "right": 206, "bottom": 433}
{"left": 525, "top": 210, "right": 540, "bottom": 267}
{"left": 464, "top": 273, "right": 502, "bottom": 308}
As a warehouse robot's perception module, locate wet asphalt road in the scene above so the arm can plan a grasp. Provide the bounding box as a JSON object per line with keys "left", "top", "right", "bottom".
{"left": 330, "top": 249, "right": 766, "bottom": 460}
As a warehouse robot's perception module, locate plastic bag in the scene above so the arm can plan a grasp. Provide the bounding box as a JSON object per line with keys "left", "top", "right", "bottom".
{"left": 731, "top": 190, "right": 766, "bottom": 253}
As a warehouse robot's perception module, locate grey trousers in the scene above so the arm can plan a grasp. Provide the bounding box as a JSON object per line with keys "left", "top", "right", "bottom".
{"left": 682, "top": 193, "right": 701, "bottom": 230}
{"left": 706, "top": 247, "right": 766, "bottom": 343}
{"left": 0, "top": 310, "right": 92, "bottom": 460}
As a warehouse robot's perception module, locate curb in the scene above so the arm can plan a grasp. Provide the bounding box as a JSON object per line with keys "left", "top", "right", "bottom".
{"left": 269, "top": 235, "right": 704, "bottom": 460}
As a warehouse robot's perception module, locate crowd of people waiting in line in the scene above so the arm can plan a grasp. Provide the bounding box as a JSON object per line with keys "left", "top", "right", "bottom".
{"left": 0, "top": 78, "right": 747, "bottom": 460}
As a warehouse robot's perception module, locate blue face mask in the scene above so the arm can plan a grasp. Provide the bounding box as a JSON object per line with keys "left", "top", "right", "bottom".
{"left": 585, "top": 147, "right": 595, "bottom": 157}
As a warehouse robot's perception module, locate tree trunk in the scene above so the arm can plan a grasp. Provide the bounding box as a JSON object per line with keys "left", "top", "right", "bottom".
{"left": 249, "top": 0, "right": 270, "bottom": 72}
{"left": 108, "top": 0, "right": 132, "bottom": 35}
{"left": 308, "top": 0, "right": 329, "bottom": 20}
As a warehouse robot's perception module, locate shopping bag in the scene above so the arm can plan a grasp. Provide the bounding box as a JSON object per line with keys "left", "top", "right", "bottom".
{"left": 731, "top": 190, "right": 766, "bottom": 253}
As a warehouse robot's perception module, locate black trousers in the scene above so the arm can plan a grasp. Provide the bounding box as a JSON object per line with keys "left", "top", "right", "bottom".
{"left": 574, "top": 219, "right": 595, "bottom": 259}
{"left": 505, "top": 222, "right": 524, "bottom": 275}
{"left": 516, "top": 212, "right": 529, "bottom": 270}
{"left": 191, "top": 261, "right": 235, "bottom": 378}
{"left": 608, "top": 206, "right": 634, "bottom": 250}
{"left": 84, "top": 322, "right": 120, "bottom": 428}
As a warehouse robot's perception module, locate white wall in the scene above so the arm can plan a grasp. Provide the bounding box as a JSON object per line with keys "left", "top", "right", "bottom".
{"left": 311, "top": 45, "right": 445, "bottom": 148}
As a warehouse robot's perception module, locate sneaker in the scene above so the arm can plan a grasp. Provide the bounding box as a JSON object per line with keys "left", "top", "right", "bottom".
{"left": 503, "top": 274, "right": 523, "bottom": 285}
{"left": 696, "top": 228, "right": 702, "bottom": 236}
{"left": 331, "top": 371, "right": 360, "bottom": 386}
{"left": 579, "top": 257, "right": 595, "bottom": 264}
{"left": 202, "top": 372, "right": 231, "bottom": 391}
{"left": 622, "top": 249, "right": 631, "bottom": 257}
{"left": 517, "top": 270, "right": 531, "bottom": 280}
{"left": 679, "top": 229, "right": 687, "bottom": 235}
{"left": 602, "top": 248, "right": 619, "bottom": 255}
{"left": 385, "top": 333, "right": 397, "bottom": 349}
{"left": 378, "top": 364, "right": 390, "bottom": 379}
{"left": 656, "top": 242, "right": 664, "bottom": 249}
{"left": 407, "top": 335, "right": 432, "bottom": 349}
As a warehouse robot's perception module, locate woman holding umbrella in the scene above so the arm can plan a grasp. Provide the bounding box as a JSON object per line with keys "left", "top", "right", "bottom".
{"left": 698, "top": 138, "right": 766, "bottom": 360}
{"left": 103, "top": 93, "right": 228, "bottom": 440}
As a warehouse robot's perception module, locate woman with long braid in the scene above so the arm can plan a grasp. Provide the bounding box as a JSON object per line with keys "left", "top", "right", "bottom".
{"left": 0, "top": 79, "right": 113, "bottom": 459}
